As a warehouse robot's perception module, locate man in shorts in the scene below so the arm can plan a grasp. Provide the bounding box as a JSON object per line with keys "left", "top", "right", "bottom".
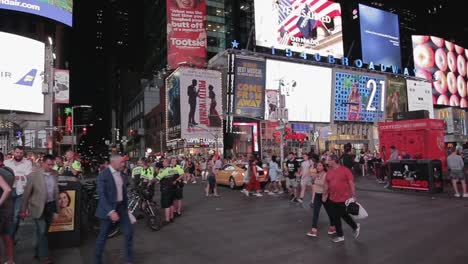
{"left": 447, "top": 149, "right": 468, "bottom": 197}
{"left": 285, "top": 153, "right": 300, "bottom": 202}
{"left": 156, "top": 159, "right": 176, "bottom": 224}
{"left": 298, "top": 153, "right": 314, "bottom": 204}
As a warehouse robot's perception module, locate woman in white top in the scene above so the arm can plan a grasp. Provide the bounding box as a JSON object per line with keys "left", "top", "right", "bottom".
{"left": 267, "top": 156, "right": 282, "bottom": 195}
{"left": 306, "top": 161, "right": 335, "bottom": 237}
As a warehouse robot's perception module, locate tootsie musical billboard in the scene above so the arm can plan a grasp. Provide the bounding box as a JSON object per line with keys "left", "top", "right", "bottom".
{"left": 167, "top": 0, "right": 207, "bottom": 69}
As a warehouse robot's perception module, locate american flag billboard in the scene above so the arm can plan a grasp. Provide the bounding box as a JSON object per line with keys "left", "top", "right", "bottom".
{"left": 254, "top": 0, "right": 343, "bottom": 57}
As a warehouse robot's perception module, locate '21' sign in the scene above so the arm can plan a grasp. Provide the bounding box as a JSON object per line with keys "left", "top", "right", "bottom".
{"left": 366, "top": 79, "right": 386, "bottom": 112}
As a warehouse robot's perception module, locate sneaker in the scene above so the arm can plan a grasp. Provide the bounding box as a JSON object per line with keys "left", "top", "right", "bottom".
{"left": 253, "top": 193, "right": 263, "bottom": 197}
{"left": 297, "top": 198, "right": 303, "bottom": 203}
{"left": 268, "top": 192, "right": 276, "bottom": 196}
{"left": 184, "top": 181, "right": 188, "bottom": 184}
{"left": 354, "top": 223, "right": 361, "bottom": 239}
{"left": 241, "top": 189, "right": 249, "bottom": 197}
{"left": 290, "top": 197, "right": 297, "bottom": 202}
{"left": 264, "top": 190, "right": 270, "bottom": 193}
{"left": 331, "top": 236, "right": 345, "bottom": 243}
{"left": 278, "top": 191, "right": 284, "bottom": 195}
{"left": 327, "top": 226, "right": 336, "bottom": 235}
{"left": 306, "top": 229, "right": 318, "bottom": 237}
{"left": 193, "top": 181, "right": 197, "bottom": 184}
{"left": 463, "top": 193, "right": 468, "bottom": 198}
{"left": 454, "top": 193, "right": 461, "bottom": 198}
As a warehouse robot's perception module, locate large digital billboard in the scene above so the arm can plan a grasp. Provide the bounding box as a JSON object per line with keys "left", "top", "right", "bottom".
{"left": 0, "top": 0, "right": 72, "bottom": 27}
{"left": 412, "top": 35, "right": 468, "bottom": 108}
{"left": 167, "top": 0, "right": 207, "bottom": 69}
{"left": 406, "top": 79, "right": 434, "bottom": 118}
{"left": 359, "top": 4, "right": 401, "bottom": 68}
{"left": 234, "top": 56, "right": 266, "bottom": 119}
{"left": 0, "top": 32, "right": 45, "bottom": 113}
{"left": 254, "top": 0, "right": 343, "bottom": 58}
{"left": 385, "top": 76, "right": 408, "bottom": 120}
{"left": 166, "top": 71, "right": 182, "bottom": 141}
{"left": 333, "top": 70, "right": 386, "bottom": 122}
{"left": 265, "top": 60, "right": 333, "bottom": 123}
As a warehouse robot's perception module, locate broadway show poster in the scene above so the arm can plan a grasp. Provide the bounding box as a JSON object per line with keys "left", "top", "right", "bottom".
{"left": 385, "top": 76, "right": 408, "bottom": 120}
{"left": 178, "top": 68, "right": 222, "bottom": 139}
{"left": 53, "top": 69, "right": 70, "bottom": 104}
{"left": 166, "top": 72, "right": 182, "bottom": 141}
{"left": 167, "top": 0, "right": 207, "bottom": 69}
{"left": 49, "top": 190, "right": 75, "bottom": 232}
{"left": 265, "top": 89, "right": 279, "bottom": 121}
{"left": 234, "top": 56, "right": 266, "bottom": 118}
{"left": 333, "top": 71, "right": 386, "bottom": 122}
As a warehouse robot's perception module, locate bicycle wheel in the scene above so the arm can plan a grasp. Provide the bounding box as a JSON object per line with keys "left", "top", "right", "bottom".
{"left": 146, "top": 202, "right": 162, "bottom": 231}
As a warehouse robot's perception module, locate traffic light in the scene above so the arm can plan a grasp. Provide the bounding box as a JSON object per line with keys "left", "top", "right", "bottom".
{"left": 82, "top": 127, "right": 87, "bottom": 135}
{"left": 129, "top": 129, "right": 135, "bottom": 135}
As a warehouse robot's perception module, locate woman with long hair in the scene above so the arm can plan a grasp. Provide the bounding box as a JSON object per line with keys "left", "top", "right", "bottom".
{"left": 347, "top": 84, "right": 361, "bottom": 121}
{"left": 241, "top": 156, "right": 263, "bottom": 197}
{"left": 307, "top": 161, "right": 335, "bottom": 237}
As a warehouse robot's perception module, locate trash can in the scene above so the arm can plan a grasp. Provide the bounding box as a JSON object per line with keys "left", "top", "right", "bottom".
{"left": 388, "top": 160, "right": 443, "bottom": 193}
{"left": 48, "top": 177, "right": 82, "bottom": 248}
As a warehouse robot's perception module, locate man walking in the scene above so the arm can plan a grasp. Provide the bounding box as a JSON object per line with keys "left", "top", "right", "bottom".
{"left": 20, "top": 155, "right": 59, "bottom": 264}
{"left": 187, "top": 79, "right": 199, "bottom": 126}
{"left": 323, "top": 154, "right": 360, "bottom": 243}
{"left": 0, "top": 152, "right": 14, "bottom": 264}
{"left": 5, "top": 146, "right": 32, "bottom": 240}
{"left": 447, "top": 149, "right": 468, "bottom": 197}
{"left": 94, "top": 154, "right": 133, "bottom": 264}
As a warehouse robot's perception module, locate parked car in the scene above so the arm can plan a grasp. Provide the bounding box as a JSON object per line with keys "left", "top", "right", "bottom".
{"left": 215, "top": 163, "right": 269, "bottom": 189}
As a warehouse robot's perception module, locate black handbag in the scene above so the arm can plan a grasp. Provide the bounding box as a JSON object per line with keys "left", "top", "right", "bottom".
{"left": 346, "top": 202, "right": 360, "bottom": 215}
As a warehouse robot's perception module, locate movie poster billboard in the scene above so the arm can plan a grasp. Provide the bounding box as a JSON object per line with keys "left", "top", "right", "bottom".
{"left": 234, "top": 56, "right": 266, "bottom": 118}
{"left": 254, "top": 0, "right": 343, "bottom": 57}
{"left": 406, "top": 80, "right": 434, "bottom": 118}
{"left": 385, "top": 76, "right": 408, "bottom": 120}
{"left": 333, "top": 71, "right": 386, "bottom": 122}
{"left": 178, "top": 68, "right": 222, "bottom": 139}
{"left": 412, "top": 35, "right": 468, "bottom": 108}
{"left": 166, "top": 72, "right": 182, "bottom": 141}
{"left": 49, "top": 190, "right": 75, "bottom": 232}
{"left": 167, "top": 0, "right": 207, "bottom": 69}
{"left": 53, "top": 69, "right": 70, "bottom": 104}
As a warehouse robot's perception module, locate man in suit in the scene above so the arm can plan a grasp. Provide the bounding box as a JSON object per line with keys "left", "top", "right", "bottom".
{"left": 187, "top": 79, "right": 199, "bottom": 126}
{"left": 95, "top": 154, "right": 133, "bottom": 264}
{"left": 20, "top": 155, "right": 59, "bottom": 264}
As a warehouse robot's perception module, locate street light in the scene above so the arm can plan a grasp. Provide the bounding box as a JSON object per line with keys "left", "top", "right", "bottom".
{"left": 71, "top": 105, "right": 92, "bottom": 152}
{"left": 48, "top": 36, "right": 53, "bottom": 46}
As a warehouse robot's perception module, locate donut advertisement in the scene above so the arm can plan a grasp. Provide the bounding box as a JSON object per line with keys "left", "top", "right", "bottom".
{"left": 412, "top": 35, "right": 468, "bottom": 108}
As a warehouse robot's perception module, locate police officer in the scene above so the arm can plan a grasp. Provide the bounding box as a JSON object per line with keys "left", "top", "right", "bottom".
{"left": 171, "top": 158, "right": 185, "bottom": 217}
{"left": 156, "top": 159, "right": 176, "bottom": 224}
{"left": 63, "top": 150, "right": 82, "bottom": 178}
{"left": 141, "top": 159, "right": 155, "bottom": 181}
{"left": 131, "top": 160, "right": 143, "bottom": 179}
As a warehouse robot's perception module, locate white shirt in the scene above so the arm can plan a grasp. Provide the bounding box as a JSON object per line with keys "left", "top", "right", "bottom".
{"left": 4, "top": 158, "right": 33, "bottom": 195}
{"left": 109, "top": 166, "right": 123, "bottom": 202}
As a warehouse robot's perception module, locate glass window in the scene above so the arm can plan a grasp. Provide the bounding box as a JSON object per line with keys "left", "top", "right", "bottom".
{"left": 24, "top": 130, "right": 35, "bottom": 148}
{"left": 223, "top": 165, "right": 235, "bottom": 171}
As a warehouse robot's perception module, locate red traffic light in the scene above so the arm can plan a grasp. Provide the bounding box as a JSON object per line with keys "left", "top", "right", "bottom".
{"left": 82, "top": 127, "right": 87, "bottom": 135}
{"left": 130, "top": 129, "right": 135, "bottom": 135}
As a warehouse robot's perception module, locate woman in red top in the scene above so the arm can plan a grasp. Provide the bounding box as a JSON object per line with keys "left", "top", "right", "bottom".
{"left": 241, "top": 157, "right": 263, "bottom": 197}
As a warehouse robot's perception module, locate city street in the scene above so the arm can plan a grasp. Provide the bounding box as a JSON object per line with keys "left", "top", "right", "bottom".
{"left": 13, "top": 178, "right": 468, "bottom": 264}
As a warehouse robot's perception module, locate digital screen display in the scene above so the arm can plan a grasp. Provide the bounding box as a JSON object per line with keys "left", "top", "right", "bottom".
{"left": 412, "top": 35, "right": 468, "bottom": 108}
{"left": 333, "top": 70, "right": 386, "bottom": 122}
{"left": 359, "top": 4, "right": 401, "bottom": 68}
{"left": 0, "top": 31, "right": 45, "bottom": 113}
{"left": 265, "top": 60, "right": 333, "bottom": 122}
{"left": 254, "top": 0, "right": 344, "bottom": 58}
{"left": 0, "top": 0, "right": 73, "bottom": 27}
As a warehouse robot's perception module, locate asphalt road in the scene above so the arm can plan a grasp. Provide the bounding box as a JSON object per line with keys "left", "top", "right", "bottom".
{"left": 11, "top": 177, "right": 468, "bottom": 264}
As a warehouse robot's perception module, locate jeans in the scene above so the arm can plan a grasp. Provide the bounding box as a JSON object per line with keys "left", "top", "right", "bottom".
{"left": 311, "top": 193, "right": 333, "bottom": 229}
{"left": 34, "top": 202, "right": 56, "bottom": 259}
{"left": 328, "top": 200, "right": 358, "bottom": 237}
{"left": 9, "top": 193, "right": 22, "bottom": 238}
{"left": 95, "top": 203, "right": 133, "bottom": 264}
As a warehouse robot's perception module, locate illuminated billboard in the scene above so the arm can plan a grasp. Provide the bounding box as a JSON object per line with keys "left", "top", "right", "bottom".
{"left": 359, "top": 4, "right": 401, "bottom": 68}
{"left": 167, "top": 0, "right": 207, "bottom": 69}
{"left": 0, "top": 31, "right": 45, "bottom": 113}
{"left": 0, "top": 0, "right": 73, "bottom": 27}
{"left": 412, "top": 35, "right": 467, "bottom": 108}
{"left": 333, "top": 70, "right": 386, "bottom": 122}
{"left": 254, "top": 0, "right": 343, "bottom": 58}
{"left": 265, "top": 60, "right": 333, "bottom": 123}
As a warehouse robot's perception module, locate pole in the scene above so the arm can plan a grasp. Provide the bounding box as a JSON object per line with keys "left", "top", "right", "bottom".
{"left": 160, "top": 130, "right": 163, "bottom": 155}
{"left": 71, "top": 107, "right": 74, "bottom": 152}
{"left": 280, "top": 121, "right": 284, "bottom": 171}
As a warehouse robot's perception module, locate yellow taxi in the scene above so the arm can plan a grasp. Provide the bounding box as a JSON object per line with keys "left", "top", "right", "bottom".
{"left": 215, "top": 163, "right": 269, "bottom": 189}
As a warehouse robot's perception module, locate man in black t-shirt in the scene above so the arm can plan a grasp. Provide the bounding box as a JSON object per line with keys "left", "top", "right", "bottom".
{"left": 285, "top": 153, "right": 300, "bottom": 202}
